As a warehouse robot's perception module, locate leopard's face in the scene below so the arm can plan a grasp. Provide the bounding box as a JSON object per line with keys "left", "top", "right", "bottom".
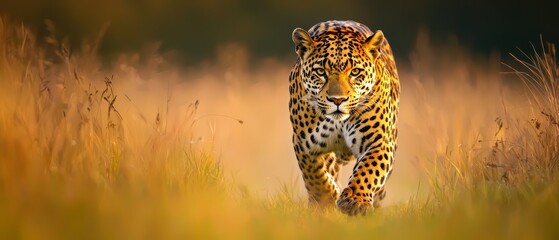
{"left": 300, "top": 42, "right": 375, "bottom": 121}
{"left": 293, "top": 27, "right": 384, "bottom": 121}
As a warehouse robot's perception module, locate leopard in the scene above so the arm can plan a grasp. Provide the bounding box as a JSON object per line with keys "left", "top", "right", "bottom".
{"left": 289, "top": 20, "right": 400, "bottom": 216}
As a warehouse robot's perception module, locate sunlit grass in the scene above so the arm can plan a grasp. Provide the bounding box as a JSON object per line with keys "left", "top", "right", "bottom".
{"left": 1, "top": 16, "right": 559, "bottom": 239}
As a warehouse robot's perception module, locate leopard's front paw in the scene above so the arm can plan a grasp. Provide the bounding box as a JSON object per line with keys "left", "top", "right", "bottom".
{"left": 336, "top": 188, "right": 373, "bottom": 216}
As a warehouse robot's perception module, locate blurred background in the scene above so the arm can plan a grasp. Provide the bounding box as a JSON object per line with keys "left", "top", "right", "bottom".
{"left": 0, "top": 0, "right": 557, "bottom": 203}
{"left": 1, "top": 0, "right": 557, "bottom": 64}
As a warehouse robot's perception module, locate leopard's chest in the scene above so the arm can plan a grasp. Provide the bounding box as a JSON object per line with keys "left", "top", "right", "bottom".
{"left": 297, "top": 116, "right": 352, "bottom": 155}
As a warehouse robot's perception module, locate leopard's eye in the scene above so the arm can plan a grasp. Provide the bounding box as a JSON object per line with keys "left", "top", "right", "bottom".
{"left": 313, "top": 68, "right": 327, "bottom": 77}
{"left": 350, "top": 68, "right": 363, "bottom": 77}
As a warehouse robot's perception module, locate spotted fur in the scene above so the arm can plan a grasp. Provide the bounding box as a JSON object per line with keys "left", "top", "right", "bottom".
{"left": 289, "top": 20, "right": 400, "bottom": 216}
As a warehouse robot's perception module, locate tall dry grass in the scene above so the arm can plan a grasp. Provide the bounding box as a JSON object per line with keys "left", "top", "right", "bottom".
{"left": 1, "top": 16, "right": 558, "bottom": 239}
{"left": 0, "top": 17, "right": 231, "bottom": 239}
{"left": 409, "top": 34, "right": 559, "bottom": 238}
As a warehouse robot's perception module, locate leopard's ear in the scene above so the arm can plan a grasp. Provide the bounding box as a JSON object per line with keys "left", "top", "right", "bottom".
{"left": 292, "top": 28, "right": 315, "bottom": 59}
{"left": 364, "top": 30, "right": 384, "bottom": 55}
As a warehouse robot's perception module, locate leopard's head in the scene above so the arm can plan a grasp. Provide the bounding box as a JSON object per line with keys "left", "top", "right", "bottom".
{"left": 292, "top": 23, "right": 384, "bottom": 121}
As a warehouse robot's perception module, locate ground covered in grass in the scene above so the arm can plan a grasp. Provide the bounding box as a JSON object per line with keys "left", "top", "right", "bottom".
{"left": 1, "top": 17, "right": 558, "bottom": 239}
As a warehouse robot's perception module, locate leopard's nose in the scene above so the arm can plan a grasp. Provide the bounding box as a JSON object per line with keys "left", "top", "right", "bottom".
{"left": 326, "top": 96, "right": 349, "bottom": 106}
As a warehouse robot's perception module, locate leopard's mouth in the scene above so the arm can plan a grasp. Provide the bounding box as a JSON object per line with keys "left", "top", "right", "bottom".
{"left": 326, "top": 110, "right": 350, "bottom": 121}
{"left": 332, "top": 109, "right": 345, "bottom": 115}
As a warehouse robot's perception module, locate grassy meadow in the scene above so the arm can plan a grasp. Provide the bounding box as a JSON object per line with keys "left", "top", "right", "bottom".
{"left": 1, "top": 17, "right": 558, "bottom": 239}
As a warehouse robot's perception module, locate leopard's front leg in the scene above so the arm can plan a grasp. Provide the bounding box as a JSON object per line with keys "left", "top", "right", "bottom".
{"left": 336, "top": 146, "right": 394, "bottom": 215}
{"left": 336, "top": 112, "right": 396, "bottom": 216}
{"left": 294, "top": 141, "right": 341, "bottom": 207}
